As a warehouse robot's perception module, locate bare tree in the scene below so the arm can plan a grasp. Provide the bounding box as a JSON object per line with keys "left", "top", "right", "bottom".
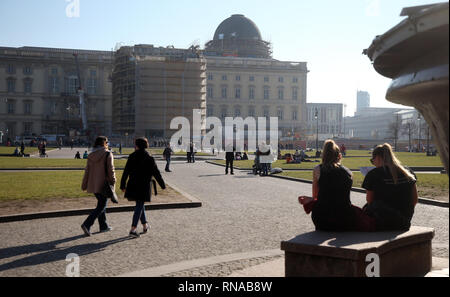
{"left": 388, "top": 113, "right": 401, "bottom": 151}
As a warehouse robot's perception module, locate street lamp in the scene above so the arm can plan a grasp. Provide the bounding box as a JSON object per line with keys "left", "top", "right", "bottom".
{"left": 314, "top": 108, "right": 319, "bottom": 152}
{"left": 417, "top": 116, "right": 421, "bottom": 152}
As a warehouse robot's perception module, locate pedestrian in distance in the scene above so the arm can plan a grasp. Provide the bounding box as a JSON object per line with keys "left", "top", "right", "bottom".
{"left": 120, "top": 137, "right": 166, "bottom": 238}
{"left": 83, "top": 151, "right": 88, "bottom": 159}
{"left": 362, "top": 143, "right": 418, "bottom": 231}
{"left": 81, "top": 136, "right": 116, "bottom": 236}
{"left": 298, "top": 139, "right": 376, "bottom": 232}
{"left": 163, "top": 144, "right": 173, "bottom": 172}
{"left": 20, "top": 141, "right": 25, "bottom": 156}
{"left": 75, "top": 151, "right": 81, "bottom": 159}
{"left": 225, "top": 146, "right": 235, "bottom": 175}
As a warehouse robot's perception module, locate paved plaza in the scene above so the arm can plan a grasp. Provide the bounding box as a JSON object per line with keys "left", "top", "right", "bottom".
{"left": 0, "top": 150, "right": 448, "bottom": 277}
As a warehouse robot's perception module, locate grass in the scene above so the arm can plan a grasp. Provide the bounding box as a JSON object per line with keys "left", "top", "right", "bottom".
{"left": 0, "top": 170, "right": 169, "bottom": 201}
{"left": 0, "top": 146, "right": 39, "bottom": 155}
{"left": 0, "top": 157, "right": 128, "bottom": 169}
{"left": 278, "top": 171, "right": 449, "bottom": 199}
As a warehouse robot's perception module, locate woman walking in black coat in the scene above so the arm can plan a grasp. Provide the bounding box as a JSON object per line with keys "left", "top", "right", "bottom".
{"left": 120, "top": 137, "right": 166, "bottom": 237}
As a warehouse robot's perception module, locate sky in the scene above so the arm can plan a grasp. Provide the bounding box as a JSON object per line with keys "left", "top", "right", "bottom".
{"left": 0, "top": 0, "right": 439, "bottom": 116}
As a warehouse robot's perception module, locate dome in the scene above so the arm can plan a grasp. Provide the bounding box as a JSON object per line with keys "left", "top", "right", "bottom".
{"left": 213, "top": 14, "right": 262, "bottom": 41}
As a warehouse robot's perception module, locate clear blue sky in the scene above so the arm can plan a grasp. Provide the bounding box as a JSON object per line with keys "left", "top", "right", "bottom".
{"left": 0, "top": 0, "right": 438, "bottom": 115}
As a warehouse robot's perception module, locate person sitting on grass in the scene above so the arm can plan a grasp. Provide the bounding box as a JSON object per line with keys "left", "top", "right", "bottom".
{"left": 298, "top": 139, "right": 376, "bottom": 232}
{"left": 83, "top": 151, "right": 88, "bottom": 159}
{"left": 75, "top": 151, "right": 81, "bottom": 159}
{"left": 362, "top": 143, "right": 418, "bottom": 231}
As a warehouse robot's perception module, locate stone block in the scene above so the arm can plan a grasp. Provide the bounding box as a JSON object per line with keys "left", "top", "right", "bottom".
{"left": 281, "top": 226, "right": 434, "bottom": 277}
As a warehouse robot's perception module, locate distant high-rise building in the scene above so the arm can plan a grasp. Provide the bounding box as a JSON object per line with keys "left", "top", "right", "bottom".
{"left": 356, "top": 90, "right": 370, "bottom": 113}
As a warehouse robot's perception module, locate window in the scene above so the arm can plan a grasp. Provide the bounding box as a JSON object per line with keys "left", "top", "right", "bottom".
{"left": 249, "top": 76, "right": 255, "bottom": 82}
{"left": 207, "top": 86, "right": 213, "bottom": 99}
{"left": 23, "top": 122, "right": 33, "bottom": 136}
{"left": 235, "top": 75, "right": 240, "bottom": 81}
{"left": 264, "top": 76, "right": 269, "bottom": 82}
{"left": 235, "top": 87, "right": 241, "bottom": 99}
{"left": 277, "top": 109, "right": 284, "bottom": 120}
{"left": 278, "top": 76, "right": 284, "bottom": 83}
{"left": 292, "top": 110, "right": 298, "bottom": 121}
{"left": 221, "top": 86, "right": 227, "bottom": 99}
{"left": 293, "top": 77, "right": 298, "bottom": 83}
{"left": 248, "top": 106, "right": 255, "bottom": 117}
{"left": 90, "top": 69, "right": 97, "bottom": 77}
{"left": 207, "top": 105, "right": 214, "bottom": 117}
{"left": 24, "top": 101, "right": 32, "bottom": 114}
{"left": 234, "top": 107, "right": 241, "bottom": 117}
{"left": 66, "top": 76, "right": 78, "bottom": 94}
{"left": 87, "top": 78, "right": 97, "bottom": 95}
{"left": 7, "top": 79, "right": 15, "bottom": 93}
{"left": 7, "top": 101, "right": 15, "bottom": 114}
{"left": 263, "top": 86, "right": 270, "bottom": 100}
{"left": 6, "top": 64, "right": 15, "bottom": 74}
{"left": 222, "top": 75, "right": 227, "bottom": 81}
{"left": 249, "top": 86, "right": 255, "bottom": 100}
{"left": 50, "top": 77, "right": 59, "bottom": 94}
{"left": 24, "top": 79, "right": 32, "bottom": 93}
{"left": 23, "top": 66, "right": 32, "bottom": 75}
{"left": 51, "top": 68, "right": 58, "bottom": 75}
{"left": 292, "top": 88, "right": 298, "bottom": 100}
{"left": 207, "top": 73, "right": 213, "bottom": 81}
{"left": 263, "top": 108, "right": 270, "bottom": 119}
{"left": 278, "top": 88, "right": 284, "bottom": 100}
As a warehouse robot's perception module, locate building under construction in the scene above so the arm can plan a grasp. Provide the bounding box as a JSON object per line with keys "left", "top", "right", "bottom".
{"left": 112, "top": 44, "right": 207, "bottom": 142}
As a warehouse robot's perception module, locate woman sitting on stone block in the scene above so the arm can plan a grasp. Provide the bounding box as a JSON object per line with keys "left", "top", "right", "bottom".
{"left": 362, "top": 143, "right": 418, "bottom": 231}
{"left": 298, "top": 139, "right": 375, "bottom": 232}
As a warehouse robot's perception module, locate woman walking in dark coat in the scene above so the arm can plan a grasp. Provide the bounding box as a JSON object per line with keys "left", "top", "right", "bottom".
{"left": 120, "top": 137, "right": 166, "bottom": 238}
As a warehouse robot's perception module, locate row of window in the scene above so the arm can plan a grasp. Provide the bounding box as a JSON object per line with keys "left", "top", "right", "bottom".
{"left": 3, "top": 122, "right": 34, "bottom": 136}
{"left": 207, "top": 106, "right": 299, "bottom": 121}
{"left": 5, "top": 100, "right": 33, "bottom": 115}
{"left": 5, "top": 77, "right": 97, "bottom": 94}
{"left": 207, "top": 86, "right": 299, "bottom": 100}
{"left": 6, "top": 64, "right": 98, "bottom": 77}
{"left": 207, "top": 73, "right": 299, "bottom": 84}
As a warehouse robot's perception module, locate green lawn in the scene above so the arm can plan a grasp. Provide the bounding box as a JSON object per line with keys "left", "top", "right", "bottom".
{"left": 0, "top": 157, "right": 128, "bottom": 169}
{"left": 0, "top": 170, "right": 129, "bottom": 201}
{"left": 278, "top": 171, "right": 448, "bottom": 199}
{"left": 0, "top": 146, "right": 39, "bottom": 155}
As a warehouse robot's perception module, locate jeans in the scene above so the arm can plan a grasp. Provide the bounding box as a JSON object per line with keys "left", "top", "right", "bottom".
{"left": 261, "top": 163, "right": 269, "bottom": 176}
{"left": 165, "top": 157, "right": 171, "bottom": 171}
{"left": 83, "top": 193, "right": 109, "bottom": 231}
{"left": 132, "top": 201, "right": 147, "bottom": 228}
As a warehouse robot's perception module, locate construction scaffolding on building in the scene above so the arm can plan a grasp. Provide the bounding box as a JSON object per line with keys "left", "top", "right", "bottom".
{"left": 112, "top": 45, "right": 207, "bottom": 144}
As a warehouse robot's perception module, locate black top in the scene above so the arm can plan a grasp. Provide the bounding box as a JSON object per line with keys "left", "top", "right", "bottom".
{"left": 225, "top": 151, "right": 234, "bottom": 161}
{"left": 312, "top": 165, "right": 355, "bottom": 231}
{"left": 120, "top": 150, "right": 165, "bottom": 202}
{"left": 163, "top": 148, "right": 173, "bottom": 158}
{"left": 362, "top": 166, "right": 416, "bottom": 230}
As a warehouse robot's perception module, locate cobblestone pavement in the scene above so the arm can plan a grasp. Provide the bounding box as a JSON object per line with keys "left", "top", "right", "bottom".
{"left": 0, "top": 161, "right": 447, "bottom": 277}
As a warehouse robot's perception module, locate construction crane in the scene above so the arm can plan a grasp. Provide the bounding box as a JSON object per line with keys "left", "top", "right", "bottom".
{"left": 73, "top": 53, "right": 88, "bottom": 132}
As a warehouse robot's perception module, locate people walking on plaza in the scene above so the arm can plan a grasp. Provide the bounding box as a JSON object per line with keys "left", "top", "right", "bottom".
{"left": 163, "top": 144, "right": 173, "bottom": 172}
{"left": 20, "top": 141, "right": 25, "bottom": 156}
{"left": 119, "top": 142, "right": 122, "bottom": 155}
{"left": 362, "top": 143, "right": 418, "bottom": 231}
{"left": 190, "top": 142, "right": 196, "bottom": 163}
{"left": 298, "top": 139, "right": 376, "bottom": 232}
{"left": 81, "top": 136, "right": 116, "bottom": 236}
{"left": 225, "top": 146, "right": 235, "bottom": 175}
{"left": 120, "top": 137, "right": 166, "bottom": 238}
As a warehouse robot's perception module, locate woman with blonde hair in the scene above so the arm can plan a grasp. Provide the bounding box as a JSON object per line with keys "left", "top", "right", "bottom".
{"left": 362, "top": 143, "right": 418, "bottom": 231}
{"left": 298, "top": 140, "right": 375, "bottom": 231}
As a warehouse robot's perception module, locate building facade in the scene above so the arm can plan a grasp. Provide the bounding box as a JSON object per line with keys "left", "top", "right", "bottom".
{"left": 112, "top": 44, "right": 206, "bottom": 141}
{"left": 0, "top": 46, "right": 113, "bottom": 143}
{"left": 306, "top": 103, "right": 343, "bottom": 140}
{"left": 204, "top": 14, "right": 308, "bottom": 139}
{"left": 356, "top": 90, "right": 370, "bottom": 113}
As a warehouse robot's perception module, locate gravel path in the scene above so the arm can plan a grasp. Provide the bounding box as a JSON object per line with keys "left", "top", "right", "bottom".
{"left": 0, "top": 160, "right": 447, "bottom": 277}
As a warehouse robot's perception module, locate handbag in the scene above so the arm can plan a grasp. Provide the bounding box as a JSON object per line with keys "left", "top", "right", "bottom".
{"left": 101, "top": 152, "right": 119, "bottom": 203}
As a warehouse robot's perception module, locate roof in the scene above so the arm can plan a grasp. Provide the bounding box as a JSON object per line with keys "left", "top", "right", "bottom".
{"left": 213, "top": 14, "right": 262, "bottom": 40}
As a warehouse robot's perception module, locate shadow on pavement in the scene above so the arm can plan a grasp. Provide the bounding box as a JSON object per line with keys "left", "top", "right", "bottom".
{"left": 0, "top": 236, "right": 131, "bottom": 273}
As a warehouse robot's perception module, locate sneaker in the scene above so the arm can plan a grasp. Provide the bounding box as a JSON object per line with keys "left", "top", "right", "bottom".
{"left": 81, "top": 224, "right": 91, "bottom": 237}
{"left": 99, "top": 226, "right": 113, "bottom": 233}
{"left": 129, "top": 230, "right": 140, "bottom": 238}
{"left": 142, "top": 223, "right": 150, "bottom": 234}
